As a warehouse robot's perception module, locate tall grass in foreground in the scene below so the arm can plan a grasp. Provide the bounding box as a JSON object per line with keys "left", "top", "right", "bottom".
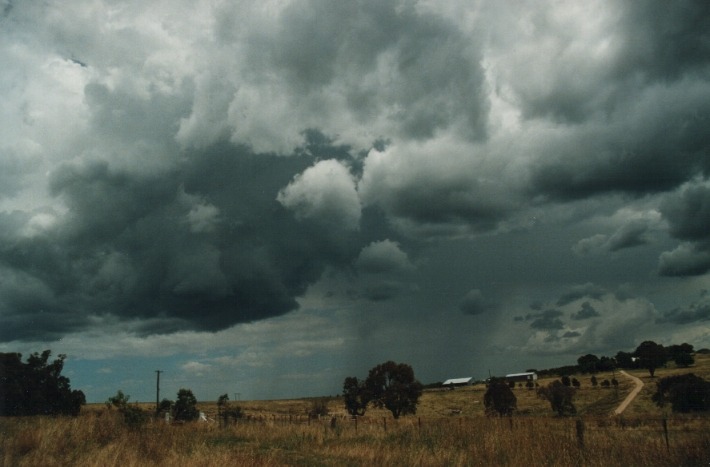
{"left": 2, "top": 411, "right": 709, "bottom": 466}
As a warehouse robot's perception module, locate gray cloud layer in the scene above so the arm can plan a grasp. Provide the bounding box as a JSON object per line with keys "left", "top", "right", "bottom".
{"left": 1, "top": 0, "right": 709, "bottom": 369}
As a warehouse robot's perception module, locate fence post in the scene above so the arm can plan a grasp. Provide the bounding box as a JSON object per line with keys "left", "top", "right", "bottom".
{"left": 662, "top": 418, "right": 669, "bottom": 452}
{"left": 575, "top": 419, "right": 585, "bottom": 449}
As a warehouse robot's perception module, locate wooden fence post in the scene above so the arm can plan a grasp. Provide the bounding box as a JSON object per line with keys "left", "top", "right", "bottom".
{"left": 662, "top": 418, "right": 669, "bottom": 452}
{"left": 575, "top": 419, "right": 585, "bottom": 449}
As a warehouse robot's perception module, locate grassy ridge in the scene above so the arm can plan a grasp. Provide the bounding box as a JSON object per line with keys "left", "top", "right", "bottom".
{"left": 1, "top": 355, "right": 709, "bottom": 465}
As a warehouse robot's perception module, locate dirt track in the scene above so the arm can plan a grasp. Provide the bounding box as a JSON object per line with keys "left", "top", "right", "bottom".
{"left": 613, "top": 370, "right": 644, "bottom": 415}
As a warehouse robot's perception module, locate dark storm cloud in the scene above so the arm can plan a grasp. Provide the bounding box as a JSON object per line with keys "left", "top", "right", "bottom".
{"left": 573, "top": 220, "right": 652, "bottom": 256}
{"left": 661, "top": 182, "right": 710, "bottom": 242}
{"left": 556, "top": 283, "right": 607, "bottom": 307}
{"left": 659, "top": 181, "right": 710, "bottom": 276}
{"left": 261, "top": 0, "right": 488, "bottom": 140}
{"left": 570, "top": 302, "right": 600, "bottom": 320}
{"left": 607, "top": 221, "right": 651, "bottom": 252}
{"left": 458, "top": 289, "right": 495, "bottom": 316}
{"left": 529, "top": 309, "right": 565, "bottom": 330}
{"left": 617, "top": 0, "right": 710, "bottom": 82}
{"left": 519, "top": 0, "right": 710, "bottom": 201}
{"left": 657, "top": 295, "right": 710, "bottom": 324}
{"left": 0, "top": 142, "right": 368, "bottom": 341}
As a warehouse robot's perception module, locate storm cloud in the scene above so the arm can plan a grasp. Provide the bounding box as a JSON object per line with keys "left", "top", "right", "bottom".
{"left": 1, "top": 0, "right": 709, "bottom": 401}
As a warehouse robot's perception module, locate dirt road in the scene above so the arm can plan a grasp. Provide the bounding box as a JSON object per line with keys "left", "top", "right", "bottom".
{"left": 613, "top": 370, "right": 644, "bottom": 415}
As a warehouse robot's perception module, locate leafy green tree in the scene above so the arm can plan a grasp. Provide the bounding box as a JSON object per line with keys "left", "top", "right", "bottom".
{"left": 652, "top": 373, "right": 710, "bottom": 413}
{"left": 173, "top": 388, "right": 199, "bottom": 421}
{"left": 537, "top": 380, "right": 576, "bottom": 416}
{"left": 590, "top": 375, "right": 598, "bottom": 387}
{"left": 365, "top": 361, "right": 423, "bottom": 419}
{"left": 483, "top": 378, "right": 517, "bottom": 417}
{"left": 343, "top": 376, "right": 370, "bottom": 417}
{"left": 0, "top": 350, "right": 85, "bottom": 416}
{"left": 634, "top": 341, "right": 667, "bottom": 378}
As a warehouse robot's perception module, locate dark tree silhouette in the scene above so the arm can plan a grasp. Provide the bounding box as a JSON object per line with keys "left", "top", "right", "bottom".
{"left": 342, "top": 376, "right": 370, "bottom": 417}
{"left": 173, "top": 388, "right": 199, "bottom": 421}
{"left": 577, "top": 354, "right": 600, "bottom": 374}
{"left": 674, "top": 352, "right": 694, "bottom": 368}
{"left": 634, "top": 341, "right": 667, "bottom": 378}
{"left": 537, "top": 380, "right": 576, "bottom": 416}
{"left": 483, "top": 378, "right": 517, "bottom": 417}
{"left": 652, "top": 373, "right": 710, "bottom": 413}
{"left": 0, "top": 350, "right": 85, "bottom": 416}
{"left": 365, "top": 361, "right": 423, "bottom": 419}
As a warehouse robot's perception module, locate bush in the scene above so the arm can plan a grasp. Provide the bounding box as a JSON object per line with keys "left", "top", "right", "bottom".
{"left": 106, "top": 390, "right": 148, "bottom": 430}
{"left": 308, "top": 398, "right": 330, "bottom": 419}
{"left": 173, "top": 388, "right": 199, "bottom": 421}
{"left": 652, "top": 373, "right": 710, "bottom": 413}
{"left": 484, "top": 378, "right": 517, "bottom": 417}
{"left": 537, "top": 381, "right": 576, "bottom": 416}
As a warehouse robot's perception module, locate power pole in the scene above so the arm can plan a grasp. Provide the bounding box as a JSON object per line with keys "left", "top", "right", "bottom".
{"left": 155, "top": 370, "right": 163, "bottom": 410}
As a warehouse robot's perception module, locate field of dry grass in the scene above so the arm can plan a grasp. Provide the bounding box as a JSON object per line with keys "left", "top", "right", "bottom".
{"left": 2, "top": 354, "right": 709, "bottom": 466}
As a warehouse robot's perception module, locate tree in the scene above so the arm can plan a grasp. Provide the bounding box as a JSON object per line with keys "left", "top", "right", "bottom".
{"left": 107, "top": 390, "right": 148, "bottom": 429}
{"left": 652, "top": 373, "right": 710, "bottom": 413}
{"left": 364, "top": 361, "right": 423, "bottom": 419}
{"left": 173, "top": 388, "right": 199, "bottom": 421}
{"left": 0, "top": 350, "right": 85, "bottom": 416}
{"left": 590, "top": 375, "right": 598, "bottom": 387}
{"left": 674, "top": 352, "right": 694, "bottom": 368}
{"left": 577, "top": 354, "right": 600, "bottom": 374}
{"left": 537, "top": 380, "right": 576, "bottom": 416}
{"left": 615, "top": 351, "right": 636, "bottom": 369}
{"left": 157, "top": 398, "right": 173, "bottom": 415}
{"left": 571, "top": 378, "right": 580, "bottom": 389}
{"left": 483, "top": 378, "right": 517, "bottom": 417}
{"left": 342, "top": 376, "right": 370, "bottom": 417}
{"left": 561, "top": 375, "right": 571, "bottom": 387}
{"left": 634, "top": 341, "right": 667, "bottom": 378}
{"left": 216, "top": 394, "right": 242, "bottom": 424}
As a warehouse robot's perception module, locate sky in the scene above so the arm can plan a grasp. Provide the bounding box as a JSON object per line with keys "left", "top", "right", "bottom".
{"left": 1, "top": 0, "right": 709, "bottom": 404}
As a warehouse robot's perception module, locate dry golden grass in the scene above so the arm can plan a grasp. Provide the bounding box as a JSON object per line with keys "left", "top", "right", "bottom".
{"left": 1, "top": 354, "right": 708, "bottom": 466}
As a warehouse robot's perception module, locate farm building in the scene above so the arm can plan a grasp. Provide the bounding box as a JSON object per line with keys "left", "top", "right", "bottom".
{"left": 442, "top": 377, "right": 473, "bottom": 388}
{"left": 504, "top": 372, "right": 537, "bottom": 383}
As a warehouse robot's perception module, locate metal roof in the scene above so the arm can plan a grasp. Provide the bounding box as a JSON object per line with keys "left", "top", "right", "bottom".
{"left": 442, "top": 377, "right": 473, "bottom": 385}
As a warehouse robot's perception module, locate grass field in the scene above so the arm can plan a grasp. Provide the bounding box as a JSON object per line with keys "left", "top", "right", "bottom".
{"left": 2, "top": 354, "right": 709, "bottom": 466}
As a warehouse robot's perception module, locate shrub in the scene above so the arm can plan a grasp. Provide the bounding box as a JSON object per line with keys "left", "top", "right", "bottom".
{"left": 484, "top": 378, "right": 517, "bottom": 417}
{"left": 652, "top": 373, "right": 710, "bottom": 413}
{"left": 173, "top": 389, "right": 199, "bottom": 421}
{"left": 537, "top": 381, "right": 576, "bottom": 416}
{"left": 308, "top": 398, "right": 330, "bottom": 419}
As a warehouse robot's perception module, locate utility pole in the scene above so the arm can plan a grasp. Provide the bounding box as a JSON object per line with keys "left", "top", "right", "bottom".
{"left": 155, "top": 370, "right": 163, "bottom": 410}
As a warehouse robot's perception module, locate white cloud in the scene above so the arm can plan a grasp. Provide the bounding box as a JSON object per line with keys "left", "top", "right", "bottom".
{"left": 277, "top": 159, "right": 361, "bottom": 230}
